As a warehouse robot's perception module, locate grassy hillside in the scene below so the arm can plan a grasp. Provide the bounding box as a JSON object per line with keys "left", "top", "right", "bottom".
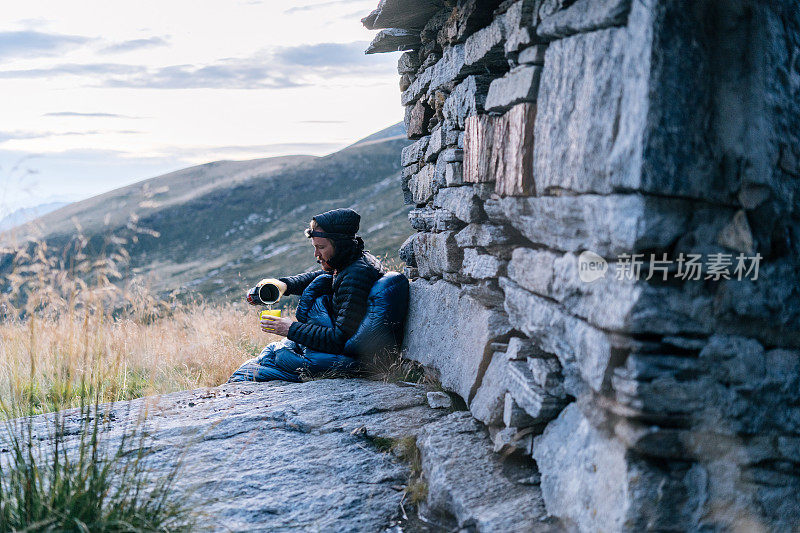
{"left": 2, "top": 124, "right": 411, "bottom": 303}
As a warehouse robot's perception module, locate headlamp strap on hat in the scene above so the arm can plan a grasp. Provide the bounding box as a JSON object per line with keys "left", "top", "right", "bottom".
{"left": 305, "top": 229, "right": 356, "bottom": 239}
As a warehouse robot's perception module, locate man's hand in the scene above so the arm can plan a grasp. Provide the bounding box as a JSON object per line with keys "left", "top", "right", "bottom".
{"left": 260, "top": 315, "right": 295, "bottom": 337}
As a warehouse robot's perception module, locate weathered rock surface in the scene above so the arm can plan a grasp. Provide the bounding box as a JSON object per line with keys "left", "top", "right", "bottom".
{"left": 490, "top": 102, "right": 537, "bottom": 196}
{"left": 505, "top": 360, "right": 566, "bottom": 423}
{"left": 534, "top": 403, "right": 708, "bottom": 532}
{"left": 406, "top": 99, "right": 434, "bottom": 139}
{"left": 506, "top": 247, "right": 719, "bottom": 336}
{"left": 518, "top": 44, "right": 546, "bottom": 65}
{"left": 408, "top": 206, "right": 463, "bottom": 232}
{"left": 433, "top": 186, "right": 484, "bottom": 223}
{"left": 533, "top": 403, "right": 629, "bottom": 532}
{"left": 532, "top": 26, "right": 647, "bottom": 197}
{"left": 401, "top": 66, "right": 433, "bottom": 106}
{"left": 408, "top": 162, "right": 442, "bottom": 203}
{"left": 455, "top": 223, "right": 514, "bottom": 247}
{"left": 484, "top": 65, "right": 542, "bottom": 112}
{"left": 444, "top": 161, "right": 463, "bottom": 186}
{"left": 501, "top": 0, "right": 539, "bottom": 54}
{"left": 464, "top": 114, "right": 497, "bottom": 183}
{"left": 398, "top": 233, "right": 417, "bottom": 267}
{"left": 417, "top": 412, "right": 553, "bottom": 531}
{"left": 464, "top": 17, "right": 506, "bottom": 69}
{"left": 11, "top": 380, "right": 449, "bottom": 532}
{"left": 397, "top": 51, "right": 420, "bottom": 74}
{"left": 462, "top": 247, "right": 505, "bottom": 279}
{"left": 494, "top": 194, "right": 734, "bottom": 258}
{"left": 537, "top": 0, "right": 631, "bottom": 39}
{"left": 424, "top": 123, "right": 449, "bottom": 162}
{"left": 403, "top": 279, "right": 512, "bottom": 402}
{"left": 464, "top": 102, "right": 537, "bottom": 196}
{"left": 366, "top": 28, "right": 421, "bottom": 54}
{"left": 469, "top": 351, "right": 508, "bottom": 425}
{"left": 428, "top": 43, "right": 471, "bottom": 93}
{"left": 412, "top": 230, "right": 462, "bottom": 276}
{"left": 426, "top": 390, "right": 453, "bottom": 409}
{"left": 441, "top": 0, "right": 501, "bottom": 45}
{"left": 501, "top": 277, "right": 614, "bottom": 394}
{"left": 362, "top": 0, "right": 444, "bottom": 31}
{"left": 443, "top": 75, "right": 492, "bottom": 128}
{"left": 364, "top": 0, "right": 800, "bottom": 528}
{"left": 401, "top": 135, "right": 430, "bottom": 166}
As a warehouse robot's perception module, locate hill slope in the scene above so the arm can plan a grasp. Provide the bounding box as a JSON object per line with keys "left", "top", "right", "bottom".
{"left": 4, "top": 124, "right": 411, "bottom": 302}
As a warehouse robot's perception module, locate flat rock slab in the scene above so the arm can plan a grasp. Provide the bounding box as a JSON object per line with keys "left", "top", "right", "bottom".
{"left": 7, "top": 379, "right": 447, "bottom": 532}
{"left": 417, "top": 412, "right": 556, "bottom": 531}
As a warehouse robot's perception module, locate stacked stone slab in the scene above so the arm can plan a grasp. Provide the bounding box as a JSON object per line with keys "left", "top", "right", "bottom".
{"left": 366, "top": 0, "right": 800, "bottom": 530}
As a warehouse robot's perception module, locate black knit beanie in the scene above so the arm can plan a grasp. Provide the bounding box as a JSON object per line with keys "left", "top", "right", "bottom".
{"left": 305, "top": 208, "right": 365, "bottom": 270}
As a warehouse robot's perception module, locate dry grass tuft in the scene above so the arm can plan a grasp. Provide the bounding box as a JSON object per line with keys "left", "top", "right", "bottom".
{"left": 0, "top": 226, "right": 284, "bottom": 414}
{"left": 358, "top": 347, "right": 430, "bottom": 384}
{"left": 0, "top": 301, "right": 283, "bottom": 413}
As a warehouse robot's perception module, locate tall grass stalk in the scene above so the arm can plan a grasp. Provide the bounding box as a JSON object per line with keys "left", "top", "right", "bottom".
{"left": 0, "top": 234, "right": 280, "bottom": 414}
{"left": 0, "top": 226, "right": 255, "bottom": 530}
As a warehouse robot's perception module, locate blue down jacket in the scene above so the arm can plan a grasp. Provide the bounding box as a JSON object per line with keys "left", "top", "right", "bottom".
{"left": 295, "top": 271, "right": 409, "bottom": 359}
{"left": 280, "top": 253, "right": 385, "bottom": 354}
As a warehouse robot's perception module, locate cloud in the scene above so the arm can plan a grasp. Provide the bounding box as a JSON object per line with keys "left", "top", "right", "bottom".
{"left": 273, "top": 41, "right": 374, "bottom": 69}
{"left": 340, "top": 9, "right": 373, "bottom": 20}
{"left": 101, "top": 41, "right": 389, "bottom": 89}
{"left": 0, "top": 62, "right": 144, "bottom": 79}
{"left": 14, "top": 18, "right": 50, "bottom": 29}
{"left": 43, "top": 112, "right": 142, "bottom": 119}
{"left": 0, "top": 30, "right": 91, "bottom": 61}
{"left": 0, "top": 129, "right": 142, "bottom": 143}
{"left": 0, "top": 59, "right": 297, "bottom": 89}
{"left": 103, "top": 61, "right": 302, "bottom": 89}
{"left": 283, "top": 1, "right": 361, "bottom": 15}
{"left": 168, "top": 142, "right": 345, "bottom": 158}
{"left": 100, "top": 36, "right": 169, "bottom": 54}
{"left": 298, "top": 120, "right": 345, "bottom": 124}
{"left": 0, "top": 131, "right": 40, "bottom": 143}
{"left": 0, "top": 41, "right": 393, "bottom": 89}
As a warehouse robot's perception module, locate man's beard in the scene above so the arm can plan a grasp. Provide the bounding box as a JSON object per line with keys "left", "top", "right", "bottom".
{"left": 318, "top": 258, "right": 334, "bottom": 272}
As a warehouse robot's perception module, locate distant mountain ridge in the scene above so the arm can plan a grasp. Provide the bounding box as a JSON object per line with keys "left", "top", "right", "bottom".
{"left": 1, "top": 124, "right": 412, "bottom": 302}
{"left": 0, "top": 202, "right": 69, "bottom": 232}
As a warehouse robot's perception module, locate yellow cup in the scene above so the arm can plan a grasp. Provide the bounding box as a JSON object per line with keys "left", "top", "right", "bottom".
{"left": 259, "top": 309, "right": 282, "bottom": 319}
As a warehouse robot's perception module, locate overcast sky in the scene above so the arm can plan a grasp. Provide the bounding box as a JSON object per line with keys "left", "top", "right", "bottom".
{"left": 0, "top": 0, "right": 402, "bottom": 216}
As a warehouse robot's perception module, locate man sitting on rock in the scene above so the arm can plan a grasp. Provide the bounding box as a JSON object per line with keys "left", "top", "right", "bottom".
{"left": 228, "top": 208, "right": 386, "bottom": 383}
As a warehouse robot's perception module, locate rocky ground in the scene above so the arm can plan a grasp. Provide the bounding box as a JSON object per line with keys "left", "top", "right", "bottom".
{"left": 6, "top": 379, "right": 554, "bottom": 532}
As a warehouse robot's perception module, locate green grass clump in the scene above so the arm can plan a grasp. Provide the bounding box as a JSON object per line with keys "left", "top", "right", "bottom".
{"left": 391, "top": 436, "right": 427, "bottom": 505}
{"left": 0, "top": 395, "right": 195, "bottom": 532}
{"left": 366, "top": 434, "right": 428, "bottom": 507}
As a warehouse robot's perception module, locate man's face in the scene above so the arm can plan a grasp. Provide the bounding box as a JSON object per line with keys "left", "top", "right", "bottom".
{"left": 312, "top": 236, "right": 335, "bottom": 272}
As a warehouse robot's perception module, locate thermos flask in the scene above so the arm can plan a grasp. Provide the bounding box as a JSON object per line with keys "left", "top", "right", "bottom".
{"left": 246, "top": 278, "right": 286, "bottom": 306}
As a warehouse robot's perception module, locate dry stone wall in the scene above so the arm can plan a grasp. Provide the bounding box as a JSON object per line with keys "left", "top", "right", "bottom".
{"left": 365, "top": 0, "right": 800, "bottom": 530}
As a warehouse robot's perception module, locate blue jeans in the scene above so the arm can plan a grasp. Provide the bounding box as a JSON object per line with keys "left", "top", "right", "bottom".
{"left": 228, "top": 295, "right": 358, "bottom": 383}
